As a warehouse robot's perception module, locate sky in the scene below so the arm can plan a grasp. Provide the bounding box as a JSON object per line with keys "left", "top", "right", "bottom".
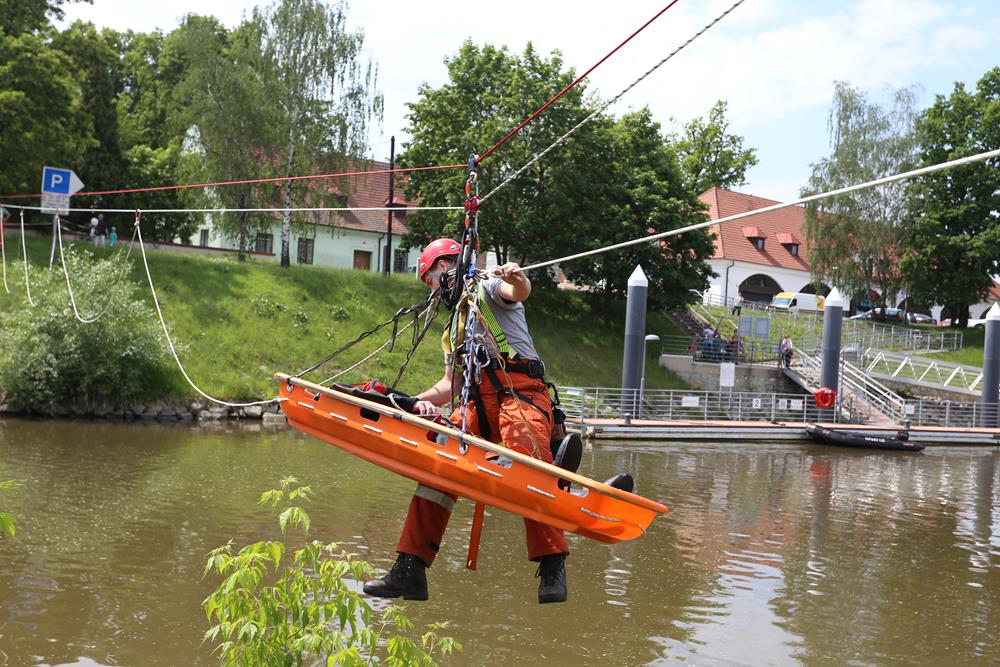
{"left": 59, "top": 0, "right": 1000, "bottom": 202}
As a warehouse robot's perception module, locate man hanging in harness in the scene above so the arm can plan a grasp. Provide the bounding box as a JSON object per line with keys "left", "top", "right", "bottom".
{"left": 363, "top": 238, "right": 570, "bottom": 604}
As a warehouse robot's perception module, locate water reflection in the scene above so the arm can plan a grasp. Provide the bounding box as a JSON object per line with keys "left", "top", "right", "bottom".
{"left": 0, "top": 419, "right": 998, "bottom": 666}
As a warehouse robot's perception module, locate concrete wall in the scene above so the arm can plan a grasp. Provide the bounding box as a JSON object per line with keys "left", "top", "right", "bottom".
{"left": 659, "top": 354, "right": 804, "bottom": 394}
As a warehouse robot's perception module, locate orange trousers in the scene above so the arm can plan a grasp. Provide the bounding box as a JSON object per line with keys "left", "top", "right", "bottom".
{"left": 396, "top": 372, "right": 568, "bottom": 566}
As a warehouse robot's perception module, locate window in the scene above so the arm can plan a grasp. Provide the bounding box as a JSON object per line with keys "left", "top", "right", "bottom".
{"left": 752, "top": 237, "right": 765, "bottom": 251}
{"left": 393, "top": 248, "right": 407, "bottom": 273}
{"left": 787, "top": 243, "right": 799, "bottom": 256}
{"left": 353, "top": 250, "right": 372, "bottom": 271}
{"left": 199, "top": 229, "right": 209, "bottom": 247}
{"left": 297, "top": 238, "right": 314, "bottom": 264}
{"left": 255, "top": 233, "right": 273, "bottom": 254}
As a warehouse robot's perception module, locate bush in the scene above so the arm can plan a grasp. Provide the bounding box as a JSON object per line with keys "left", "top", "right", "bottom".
{"left": 0, "top": 248, "right": 173, "bottom": 412}
{"left": 0, "top": 480, "right": 15, "bottom": 539}
{"left": 203, "top": 477, "right": 460, "bottom": 666}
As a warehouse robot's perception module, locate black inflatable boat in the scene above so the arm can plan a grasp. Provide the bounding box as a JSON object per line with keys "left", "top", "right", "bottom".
{"left": 805, "top": 424, "right": 925, "bottom": 452}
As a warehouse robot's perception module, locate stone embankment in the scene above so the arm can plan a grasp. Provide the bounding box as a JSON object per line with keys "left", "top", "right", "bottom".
{"left": 0, "top": 399, "right": 288, "bottom": 425}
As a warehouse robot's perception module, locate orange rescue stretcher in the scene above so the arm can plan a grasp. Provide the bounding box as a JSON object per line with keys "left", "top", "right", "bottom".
{"left": 277, "top": 373, "right": 668, "bottom": 561}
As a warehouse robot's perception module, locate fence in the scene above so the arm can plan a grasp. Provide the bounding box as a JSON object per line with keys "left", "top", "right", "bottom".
{"left": 559, "top": 386, "right": 998, "bottom": 429}
{"left": 865, "top": 351, "right": 983, "bottom": 392}
{"left": 793, "top": 348, "right": 907, "bottom": 424}
{"left": 690, "top": 291, "right": 963, "bottom": 354}
{"left": 659, "top": 334, "right": 779, "bottom": 365}
{"left": 560, "top": 386, "right": 848, "bottom": 424}
{"left": 903, "top": 399, "right": 999, "bottom": 428}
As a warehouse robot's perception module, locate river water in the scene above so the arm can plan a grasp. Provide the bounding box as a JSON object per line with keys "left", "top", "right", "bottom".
{"left": 0, "top": 418, "right": 998, "bottom": 666}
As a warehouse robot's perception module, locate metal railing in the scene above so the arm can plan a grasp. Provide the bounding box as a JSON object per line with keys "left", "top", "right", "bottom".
{"left": 903, "top": 399, "right": 999, "bottom": 428}
{"left": 689, "top": 290, "right": 963, "bottom": 354}
{"left": 659, "top": 334, "right": 779, "bottom": 365}
{"left": 792, "top": 348, "right": 906, "bottom": 424}
{"left": 558, "top": 386, "right": 997, "bottom": 428}
{"left": 559, "top": 386, "right": 849, "bottom": 423}
{"left": 865, "top": 351, "right": 983, "bottom": 392}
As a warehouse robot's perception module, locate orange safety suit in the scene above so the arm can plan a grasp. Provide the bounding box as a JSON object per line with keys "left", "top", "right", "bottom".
{"left": 396, "top": 369, "right": 568, "bottom": 566}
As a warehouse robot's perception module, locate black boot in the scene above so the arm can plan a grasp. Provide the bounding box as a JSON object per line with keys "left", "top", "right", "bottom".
{"left": 536, "top": 553, "right": 568, "bottom": 604}
{"left": 362, "top": 553, "right": 428, "bottom": 601}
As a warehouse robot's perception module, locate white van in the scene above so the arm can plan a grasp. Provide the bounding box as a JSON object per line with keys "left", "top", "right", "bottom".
{"left": 770, "top": 292, "right": 825, "bottom": 313}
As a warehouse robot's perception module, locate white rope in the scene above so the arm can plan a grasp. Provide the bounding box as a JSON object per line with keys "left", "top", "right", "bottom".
{"left": 481, "top": 0, "right": 748, "bottom": 204}
{"left": 519, "top": 147, "right": 1000, "bottom": 273}
{"left": 55, "top": 218, "right": 138, "bottom": 324}
{"left": 134, "top": 218, "right": 283, "bottom": 408}
{"left": 2, "top": 204, "right": 461, "bottom": 215}
{"left": 1, "top": 213, "right": 9, "bottom": 294}
{"left": 18, "top": 210, "right": 35, "bottom": 307}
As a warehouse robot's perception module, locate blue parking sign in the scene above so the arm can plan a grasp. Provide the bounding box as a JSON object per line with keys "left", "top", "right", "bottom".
{"left": 41, "top": 166, "right": 84, "bottom": 196}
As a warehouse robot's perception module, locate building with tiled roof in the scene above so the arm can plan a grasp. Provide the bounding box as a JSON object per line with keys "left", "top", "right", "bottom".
{"left": 699, "top": 187, "right": 998, "bottom": 321}
{"left": 195, "top": 158, "right": 423, "bottom": 273}
{"left": 699, "top": 187, "right": 824, "bottom": 305}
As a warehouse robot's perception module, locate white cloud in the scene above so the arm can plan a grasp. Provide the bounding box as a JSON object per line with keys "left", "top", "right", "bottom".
{"left": 58, "top": 0, "right": 995, "bottom": 194}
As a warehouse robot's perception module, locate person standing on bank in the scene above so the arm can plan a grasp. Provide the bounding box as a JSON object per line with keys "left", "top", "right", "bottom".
{"left": 363, "top": 238, "right": 569, "bottom": 605}
{"left": 94, "top": 213, "right": 108, "bottom": 248}
{"left": 732, "top": 292, "right": 744, "bottom": 316}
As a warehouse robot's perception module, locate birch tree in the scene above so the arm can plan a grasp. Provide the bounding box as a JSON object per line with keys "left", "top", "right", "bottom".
{"left": 802, "top": 82, "right": 921, "bottom": 312}
{"left": 254, "top": 0, "right": 382, "bottom": 267}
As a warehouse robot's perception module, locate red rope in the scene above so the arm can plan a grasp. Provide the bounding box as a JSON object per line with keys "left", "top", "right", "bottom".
{"left": 0, "top": 163, "right": 465, "bottom": 201}
{"left": 479, "top": 0, "right": 681, "bottom": 162}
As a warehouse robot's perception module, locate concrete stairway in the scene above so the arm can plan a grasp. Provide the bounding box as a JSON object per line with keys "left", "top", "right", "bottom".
{"left": 666, "top": 309, "right": 706, "bottom": 339}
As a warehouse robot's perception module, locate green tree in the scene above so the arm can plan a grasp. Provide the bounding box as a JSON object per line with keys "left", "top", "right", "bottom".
{"left": 254, "top": 0, "right": 383, "bottom": 267}
{"left": 901, "top": 68, "right": 1000, "bottom": 327}
{"left": 0, "top": 0, "right": 83, "bottom": 36}
{"left": 51, "top": 22, "right": 129, "bottom": 195}
{"left": 115, "top": 29, "right": 172, "bottom": 150}
{"left": 400, "top": 43, "right": 713, "bottom": 303}
{"left": 802, "top": 82, "right": 921, "bottom": 311}
{"left": 671, "top": 100, "right": 758, "bottom": 194}
{"left": 398, "top": 41, "right": 612, "bottom": 271}
{"left": 562, "top": 109, "right": 714, "bottom": 314}
{"left": 203, "top": 477, "right": 459, "bottom": 666}
{"left": 169, "top": 15, "right": 279, "bottom": 258}
{"left": 0, "top": 32, "right": 94, "bottom": 195}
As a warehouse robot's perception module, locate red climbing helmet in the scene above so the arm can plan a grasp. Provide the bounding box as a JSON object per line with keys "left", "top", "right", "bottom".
{"left": 417, "top": 238, "right": 461, "bottom": 280}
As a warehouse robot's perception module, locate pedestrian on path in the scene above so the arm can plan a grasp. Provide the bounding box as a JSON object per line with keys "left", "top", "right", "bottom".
{"left": 781, "top": 335, "right": 794, "bottom": 368}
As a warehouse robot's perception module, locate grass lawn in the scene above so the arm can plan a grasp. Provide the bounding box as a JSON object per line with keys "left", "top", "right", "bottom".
{"left": 3, "top": 235, "right": 686, "bottom": 401}
{"left": 932, "top": 327, "right": 985, "bottom": 367}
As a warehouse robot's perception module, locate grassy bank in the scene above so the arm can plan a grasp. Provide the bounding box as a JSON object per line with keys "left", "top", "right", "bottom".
{"left": 2, "top": 235, "right": 685, "bottom": 403}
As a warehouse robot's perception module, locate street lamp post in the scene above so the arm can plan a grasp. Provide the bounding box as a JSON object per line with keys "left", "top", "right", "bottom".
{"left": 637, "top": 334, "right": 661, "bottom": 419}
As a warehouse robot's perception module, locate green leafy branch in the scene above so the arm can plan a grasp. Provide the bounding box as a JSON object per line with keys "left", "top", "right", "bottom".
{"left": 0, "top": 480, "right": 16, "bottom": 539}
{"left": 202, "top": 477, "right": 460, "bottom": 666}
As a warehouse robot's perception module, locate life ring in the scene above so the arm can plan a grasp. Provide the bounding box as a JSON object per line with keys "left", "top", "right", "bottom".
{"left": 814, "top": 387, "right": 836, "bottom": 409}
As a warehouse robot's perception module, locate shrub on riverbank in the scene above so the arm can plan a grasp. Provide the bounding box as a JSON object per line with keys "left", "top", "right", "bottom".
{"left": 0, "top": 248, "right": 174, "bottom": 412}
{"left": 4, "top": 236, "right": 686, "bottom": 404}
{"left": 203, "top": 477, "right": 459, "bottom": 666}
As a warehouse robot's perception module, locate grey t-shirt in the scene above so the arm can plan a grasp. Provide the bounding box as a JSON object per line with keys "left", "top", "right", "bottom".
{"left": 481, "top": 276, "right": 541, "bottom": 361}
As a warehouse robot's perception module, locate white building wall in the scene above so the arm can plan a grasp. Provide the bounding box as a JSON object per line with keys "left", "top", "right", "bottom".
{"left": 190, "top": 218, "right": 421, "bottom": 274}
{"left": 707, "top": 259, "right": 818, "bottom": 302}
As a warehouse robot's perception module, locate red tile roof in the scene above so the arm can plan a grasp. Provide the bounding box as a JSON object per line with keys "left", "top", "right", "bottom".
{"left": 742, "top": 226, "right": 766, "bottom": 239}
{"left": 287, "top": 158, "right": 423, "bottom": 236}
{"left": 776, "top": 232, "right": 799, "bottom": 245}
{"left": 699, "top": 188, "right": 811, "bottom": 272}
